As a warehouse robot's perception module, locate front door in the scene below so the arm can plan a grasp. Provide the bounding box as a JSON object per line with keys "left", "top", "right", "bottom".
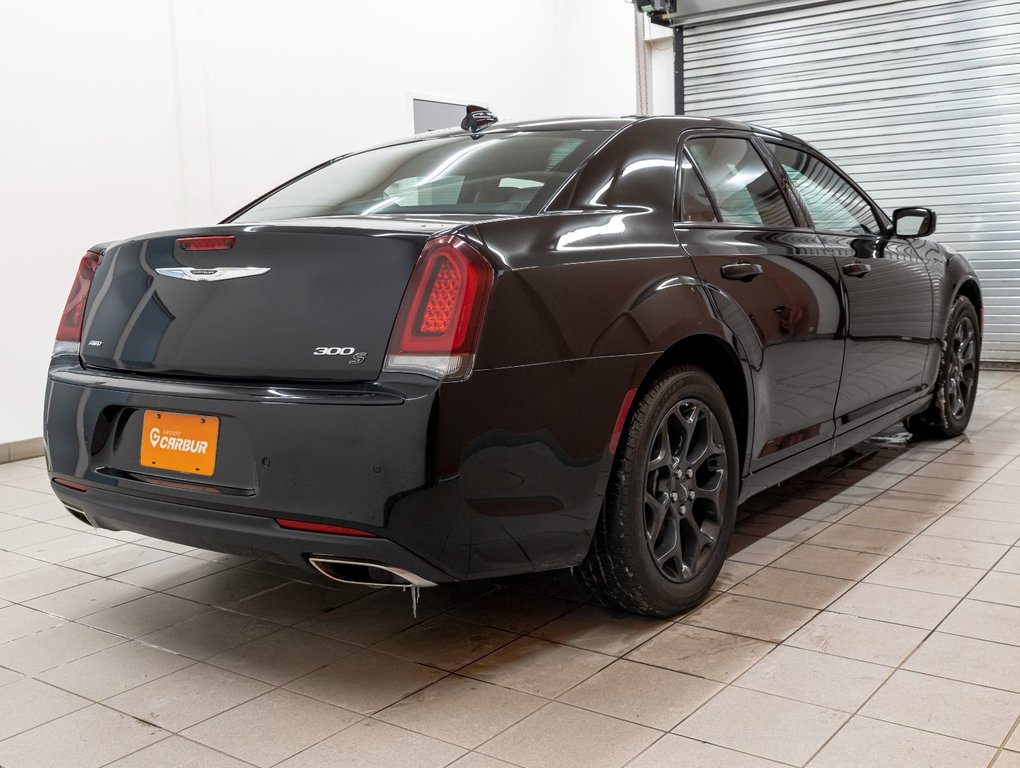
{"left": 768, "top": 143, "right": 934, "bottom": 425}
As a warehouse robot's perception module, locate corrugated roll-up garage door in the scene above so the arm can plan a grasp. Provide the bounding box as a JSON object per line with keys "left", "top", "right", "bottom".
{"left": 682, "top": 0, "right": 1020, "bottom": 362}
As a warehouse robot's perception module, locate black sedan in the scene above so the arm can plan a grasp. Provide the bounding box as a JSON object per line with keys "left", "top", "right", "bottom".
{"left": 44, "top": 114, "right": 981, "bottom": 616}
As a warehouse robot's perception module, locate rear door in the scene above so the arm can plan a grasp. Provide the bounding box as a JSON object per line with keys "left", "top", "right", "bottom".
{"left": 767, "top": 142, "right": 935, "bottom": 426}
{"left": 678, "top": 133, "right": 845, "bottom": 470}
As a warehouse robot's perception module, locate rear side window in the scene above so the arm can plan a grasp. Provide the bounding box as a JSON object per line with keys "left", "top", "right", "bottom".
{"left": 678, "top": 152, "right": 720, "bottom": 223}
{"left": 685, "top": 137, "right": 795, "bottom": 227}
{"left": 770, "top": 144, "right": 880, "bottom": 235}
{"left": 232, "top": 130, "right": 610, "bottom": 222}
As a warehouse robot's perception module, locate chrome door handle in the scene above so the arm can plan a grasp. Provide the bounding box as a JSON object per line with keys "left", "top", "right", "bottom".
{"left": 843, "top": 261, "right": 872, "bottom": 278}
{"left": 720, "top": 262, "right": 763, "bottom": 282}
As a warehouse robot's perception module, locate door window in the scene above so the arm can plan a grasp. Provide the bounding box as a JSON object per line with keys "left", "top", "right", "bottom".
{"left": 770, "top": 144, "right": 880, "bottom": 235}
{"left": 685, "top": 137, "right": 795, "bottom": 227}
{"left": 678, "top": 152, "right": 719, "bottom": 223}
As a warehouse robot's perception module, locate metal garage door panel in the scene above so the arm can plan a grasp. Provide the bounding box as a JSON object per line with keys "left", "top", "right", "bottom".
{"left": 683, "top": 0, "right": 1020, "bottom": 361}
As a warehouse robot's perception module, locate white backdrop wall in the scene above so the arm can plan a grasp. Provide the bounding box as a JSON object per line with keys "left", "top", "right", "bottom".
{"left": 0, "top": 0, "right": 638, "bottom": 445}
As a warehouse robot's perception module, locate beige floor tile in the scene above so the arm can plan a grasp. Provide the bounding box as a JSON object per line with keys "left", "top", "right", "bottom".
{"left": 16, "top": 530, "right": 124, "bottom": 564}
{"left": 0, "top": 603, "right": 64, "bottom": 643}
{"left": 0, "top": 667, "right": 22, "bottom": 687}
{"left": 807, "top": 523, "right": 914, "bottom": 556}
{"left": 904, "top": 632, "right": 1020, "bottom": 693}
{"left": 726, "top": 535, "right": 799, "bottom": 565}
{"left": 627, "top": 623, "right": 774, "bottom": 683}
{"left": 925, "top": 516, "right": 1020, "bottom": 546}
{"left": 796, "top": 483, "right": 882, "bottom": 506}
{"left": 914, "top": 463, "right": 1000, "bottom": 482}
{"left": 105, "top": 662, "right": 270, "bottom": 732}
{"left": 892, "top": 475, "right": 981, "bottom": 501}
{"left": 994, "top": 751, "right": 1020, "bottom": 768}
{"left": 862, "top": 669, "right": 1020, "bottom": 746}
{"left": 682, "top": 594, "right": 817, "bottom": 642}
{"left": 24, "top": 579, "right": 151, "bottom": 620}
{"left": 0, "top": 621, "right": 122, "bottom": 675}
{"left": 560, "top": 659, "right": 721, "bottom": 730}
{"left": 0, "top": 550, "right": 46, "bottom": 579}
{"left": 997, "top": 547, "right": 1020, "bottom": 574}
{"left": 838, "top": 505, "right": 939, "bottom": 533}
{"left": 276, "top": 718, "right": 464, "bottom": 768}
{"left": 0, "top": 563, "right": 96, "bottom": 602}
{"left": 3, "top": 522, "right": 78, "bottom": 550}
{"left": 713, "top": 560, "right": 764, "bottom": 591}
{"left": 0, "top": 678, "right": 90, "bottom": 740}
{"left": 971, "top": 571, "right": 1020, "bottom": 607}
{"left": 809, "top": 716, "right": 995, "bottom": 768}
{"left": 165, "top": 568, "right": 288, "bottom": 607}
{"left": 228, "top": 581, "right": 360, "bottom": 625}
{"left": 896, "top": 534, "right": 1008, "bottom": 569}
{"left": 827, "top": 468, "right": 904, "bottom": 490}
{"left": 771, "top": 543, "right": 885, "bottom": 580}
{"left": 448, "top": 755, "right": 521, "bottom": 768}
{"left": 59, "top": 543, "right": 171, "bottom": 577}
{"left": 531, "top": 604, "right": 669, "bottom": 656}
{"left": 940, "top": 599, "right": 1020, "bottom": 646}
{"left": 970, "top": 483, "right": 1020, "bottom": 504}
{"left": 447, "top": 587, "right": 575, "bottom": 634}
{"left": 479, "top": 701, "right": 658, "bottom": 768}
{"left": 372, "top": 615, "right": 516, "bottom": 671}
{"left": 865, "top": 489, "right": 958, "bottom": 515}
{"left": 285, "top": 648, "right": 446, "bottom": 714}
{"left": 787, "top": 610, "right": 927, "bottom": 666}
{"left": 461, "top": 636, "right": 611, "bottom": 698}
{"left": 141, "top": 607, "right": 280, "bottom": 660}
{"left": 734, "top": 514, "right": 832, "bottom": 543}
{"left": 829, "top": 582, "right": 958, "bottom": 629}
{"left": 627, "top": 733, "right": 787, "bottom": 767}
{"left": 734, "top": 645, "right": 890, "bottom": 711}
{"left": 936, "top": 450, "right": 1015, "bottom": 469}
{"left": 0, "top": 704, "right": 167, "bottom": 768}
{"left": 103, "top": 736, "right": 254, "bottom": 768}
{"left": 295, "top": 589, "right": 436, "bottom": 646}
{"left": 183, "top": 689, "right": 359, "bottom": 767}
{"left": 208, "top": 627, "right": 358, "bottom": 686}
{"left": 864, "top": 557, "right": 984, "bottom": 597}
{"left": 37, "top": 640, "right": 196, "bottom": 700}
{"left": 729, "top": 567, "right": 854, "bottom": 609}
{"left": 112, "top": 555, "right": 233, "bottom": 591}
{"left": 949, "top": 498, "right": 1020, "bottom": 525}
{"left": 79, "top": 593, "right": 211, "bottom": 638}
{"left": 0, "top": 487, "right": 54, "bottom": 514}
{"left": 769, "top": 497, "right": 857, "bottom": 522}
{"left": 1007, "top": 728, "right": 1020, "bottom": 751}
{"left": 377, "top": 674, "right": 543, "bottom": 748}
{"left": 674, "top": 686, "right": 847, "bottom": 765}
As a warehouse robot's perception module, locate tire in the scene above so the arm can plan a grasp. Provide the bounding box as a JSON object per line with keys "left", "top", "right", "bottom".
{"left": 910, "top": 296, "right": 980, "bottom": 439}
{"left": 577, "top": 366, "right": 740, "bottom": 617}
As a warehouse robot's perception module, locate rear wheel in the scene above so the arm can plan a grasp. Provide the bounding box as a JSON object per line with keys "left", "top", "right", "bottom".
{"left": 578, "top": 366, "right": 739, "bottom": 617}
{"left": 910, "top": 296, "right": 980, "bottom": 438}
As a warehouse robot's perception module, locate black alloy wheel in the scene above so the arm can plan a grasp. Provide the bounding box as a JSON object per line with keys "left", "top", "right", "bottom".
{"left": 578, "top": 365, "right": 739, "bottom": 617}
{"left": 946, "top": 314, "right": 978, "bottom": 422}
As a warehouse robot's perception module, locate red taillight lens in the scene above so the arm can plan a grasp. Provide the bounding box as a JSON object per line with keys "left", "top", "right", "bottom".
{"left": 385, "top": 236, "right": 494, "bottom": 379}
{"left": 56, "top": 251, "right": 102, "bottom": 344}
{"left": 176, "top": 235, "right": 236, "bottom": 251}
{"left": 275, "top": 518, "right": 376, "bottom": 537}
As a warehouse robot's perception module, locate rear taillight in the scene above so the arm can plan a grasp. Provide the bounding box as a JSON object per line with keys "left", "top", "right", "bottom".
{"left": 53, "top": 251, "right": 102, "bottom": 357}
{"left": 384, "top": 235, "right": 494, "bottom": 380}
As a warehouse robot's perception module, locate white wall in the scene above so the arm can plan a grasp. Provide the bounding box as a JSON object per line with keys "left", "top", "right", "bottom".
{"left": 0, "top": 0, "right": 637, "bottom": 444}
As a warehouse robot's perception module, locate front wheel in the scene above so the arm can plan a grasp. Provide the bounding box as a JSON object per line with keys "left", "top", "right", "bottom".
{"left": 577, "top": 366, "right": 739, "bottom": 617}
{"left": 911, "top": 296, "right": 980, "bottom": 438}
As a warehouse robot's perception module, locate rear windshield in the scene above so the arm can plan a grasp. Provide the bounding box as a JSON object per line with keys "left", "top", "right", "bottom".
{"left": 232, "top": 130, "right": 610, "bottom": 222}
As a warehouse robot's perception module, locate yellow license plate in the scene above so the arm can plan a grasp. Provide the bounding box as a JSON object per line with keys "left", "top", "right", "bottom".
{"left": 140, "top": 410, "right": 219, "bottom": 476}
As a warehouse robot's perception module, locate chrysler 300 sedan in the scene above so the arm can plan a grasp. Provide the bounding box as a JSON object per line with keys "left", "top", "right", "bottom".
{"left": 45, "top": 114, "right": 981, "bottom": 616}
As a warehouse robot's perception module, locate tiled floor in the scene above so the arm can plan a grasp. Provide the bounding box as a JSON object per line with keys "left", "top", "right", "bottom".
{"left": 1, "top": 373, "right": 1020, "bottom": 767}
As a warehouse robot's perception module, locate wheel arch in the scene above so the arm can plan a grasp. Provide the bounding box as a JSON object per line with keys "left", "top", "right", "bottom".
{"left": 955, "top": 277, "right": 983, "bottom": 332}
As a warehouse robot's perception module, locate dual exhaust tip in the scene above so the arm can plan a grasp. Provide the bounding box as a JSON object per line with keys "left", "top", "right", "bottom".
{"left": 308, "top": 557, "right": 436, "bottom": 589}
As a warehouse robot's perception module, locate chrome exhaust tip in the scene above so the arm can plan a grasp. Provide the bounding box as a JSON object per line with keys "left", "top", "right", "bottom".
{"left": 308, "top": 557, "right": 436, "bottom": 588}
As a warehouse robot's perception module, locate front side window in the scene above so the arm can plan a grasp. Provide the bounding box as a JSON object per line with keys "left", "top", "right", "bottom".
{"left": 232, "top": 130, "right": 610, "bottom": 222}
{"left": 685, "top": 137, "right": 795, "bottom": 227}
{"left": 770, "top": 144, "right": 880, "bottom": 235}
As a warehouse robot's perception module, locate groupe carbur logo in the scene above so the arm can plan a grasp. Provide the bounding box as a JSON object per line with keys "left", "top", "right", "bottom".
{"left": 148, "top": 427, "right": 210, "bottom": 455}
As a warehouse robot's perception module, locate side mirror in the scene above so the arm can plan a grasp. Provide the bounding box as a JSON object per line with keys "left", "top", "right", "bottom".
{"left": 893, "top": 207, "right": 936, "bottom": 238}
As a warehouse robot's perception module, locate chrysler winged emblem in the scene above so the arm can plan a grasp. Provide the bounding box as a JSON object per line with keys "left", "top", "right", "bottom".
{"left": 155, "top": 267, "right": 270, "bottom": 282}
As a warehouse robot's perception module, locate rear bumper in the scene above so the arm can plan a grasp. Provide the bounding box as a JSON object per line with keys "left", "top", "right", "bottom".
{"left": 52, "top": 480, "right": 451, "bottom": 584}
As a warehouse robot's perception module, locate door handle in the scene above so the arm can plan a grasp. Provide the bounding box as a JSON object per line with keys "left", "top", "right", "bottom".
{"left": 720, "top": 262, "right": 763, "bottom": 282}
{"left": 843, "top": 261, "right": 872, "bottom": 278}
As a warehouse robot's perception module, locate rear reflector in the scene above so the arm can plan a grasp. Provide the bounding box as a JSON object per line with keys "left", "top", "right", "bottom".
{"left": 53, "top": 478, "right": 88, "bottom": 492}
{"left": 275, "top": 518, "right": 377, "bottom": 537}
{"left": 609, "top": 388, "right": 637, "bottom": 454}
{"left": 176, "top": 235, "right": 236, "bottom": 251}
{"left": 54, "top": 251, "right": 102, "bottom": 349}
{"left": 384, "top": 235, "right": 494, "bottom": 380}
